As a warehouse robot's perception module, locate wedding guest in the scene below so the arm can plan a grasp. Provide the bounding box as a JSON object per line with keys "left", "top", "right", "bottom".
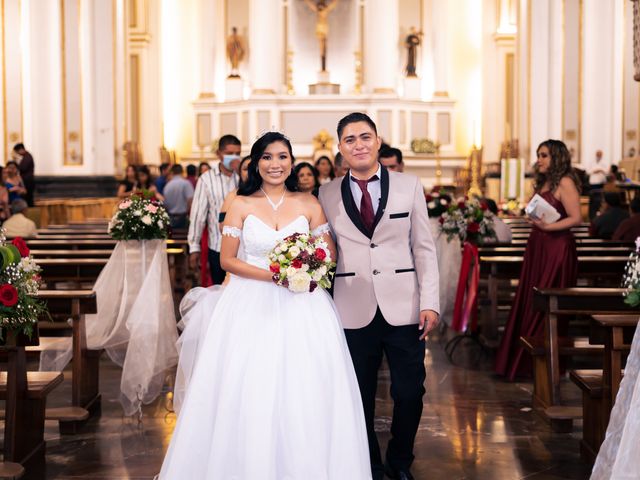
{"left": 186, "top": 164, "right": 198, "bottom": 189}
{"left": 3, "top": 199, "right": 37, "bottom": 238}
{"left": 294, "top": 162, "right": 320, "bottom": 196}
{"left": 155, "top": 162, "right": 171, "bottom": 195}
{"left": 12, "top": 143, "right": 35, "bottom": 207}
{"left": 315, "top": 155, "right": 335, "bottom": 185}
{"left": 0, "top": 167, "right": 9, "bottom": 222}
{"left": 219, "top": 155, "right": 252, "bottom": 228}
{"left": 117, "top": 165, "right": 138, "bottom": 199}
{"left": 136, "top": 165, "right": 163, "bottom": 200}
{"left": 482, "top": 198, "right": 512, "bottom": 243}
{"left": 163, "top": 164, "right": 195, "bottom": 229}
{"left": 334, "top": 151, "right": 349, "bottom": 177}
{"left": 188, "top": 134, "right": 241, "bottom": 285}
{"left": 198, "top": 162, "right": 211, "bottom": 177}
{"left": 592, "top": 192, "right": 629, "bottom": 240}
{"left": 4, "top": 161, "right": 26, "bottom": 203}
{"left": 612, "top": 196, "right": 640, "bottom": 242}
{"left": 588, "top": 150, "right": 607, "bottom": 188}
{"left": 496, "top": 139, "right": 581, "bottom": 380}
{"left": 379, "top": 147, "right": 404, "bottom": 173}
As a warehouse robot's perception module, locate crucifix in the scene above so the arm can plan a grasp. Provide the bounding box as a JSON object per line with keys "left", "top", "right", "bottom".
{"left": 304, "top": 0, "right": 339, "bottom": 72}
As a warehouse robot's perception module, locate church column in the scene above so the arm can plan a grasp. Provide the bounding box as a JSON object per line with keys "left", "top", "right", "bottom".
{"left": 516, "top": 0, "right": 563, "bottom": 165}
{"left": 581, "top": 0, "right": 624, "bottom": 170}
{"left": 364, "top": 0, "right": 398, "bottom": 94}
{"left": 249, "top": 0, "right": 282, "bottom": 94}
{"left": 429, "top": 0, "right": 449, "bottom": 97}
{"left": 198, "top": 0, "right": 216, "bottom": 98}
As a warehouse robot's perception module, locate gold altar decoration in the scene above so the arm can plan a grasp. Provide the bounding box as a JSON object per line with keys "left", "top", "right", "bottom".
{"left": 354, "top": 51, "right": 363, "bottom": 94}
{"left": 499, "top": 139, "right": 519, "bottom": 159}
{"left": 286, "top": 51, "right": 295, "bottom": 95}
{"left": 411, "top": 138, "right": 440, "bottom": 154}
{"left": 467, "top": 145, "right": 483, "bottom": 197}
{"left": 312, "top": 129, "right": 334, "bottom": 152}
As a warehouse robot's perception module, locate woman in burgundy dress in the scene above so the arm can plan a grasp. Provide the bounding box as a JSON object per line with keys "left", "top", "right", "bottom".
{"left": 495, "top": 139, "right": 582, "bottom": 380}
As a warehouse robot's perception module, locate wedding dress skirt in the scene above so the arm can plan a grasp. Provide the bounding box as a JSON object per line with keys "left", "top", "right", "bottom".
{"left": 159, "top": 215, "right": 371, "bottom": 479}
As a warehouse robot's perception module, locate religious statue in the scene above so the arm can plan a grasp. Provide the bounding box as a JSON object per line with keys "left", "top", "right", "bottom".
{"left": 405, "top": 27, "right": 422, "bottom": 78}
{"left": 226, "top": 27, "right": 245, "bottom": 78}
{"left": 304, "top": 0, "right": 338, "bottom": 72}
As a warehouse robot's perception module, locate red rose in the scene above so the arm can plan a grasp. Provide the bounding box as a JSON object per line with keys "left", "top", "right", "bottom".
{"left": 432, "top": 186, "right": 441, "bottom": 193}
{"left": 314, "top": 248, "right": 327, "bottom": 261}
{"left": 11, "top": 237, "right": 29, "bottom": 257}
{"left": 457, "top": 201, "right": 466, "bottom": 209}
{"left": 480, "top": 201, "right": 488, "bottom": 211}
{"left": 425, "top": 194, "right": 433, "bottom": 202}
{"left": 0, "top": 284, "right": 18, "bottom": 307}
{"left": 291, "top": 259, "right": 303, "bottom": 269}
{"left": 438, "top": 216, "right": 445, "bottom": 224}
{"left": 467, "top": 222, "right": 480, "bottom": 233}
{"left": 269, "top": 263, "right": 280, "bottom": 273}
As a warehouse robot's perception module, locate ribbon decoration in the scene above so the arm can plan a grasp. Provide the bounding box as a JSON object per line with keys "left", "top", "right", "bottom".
{"left": 451, "top": 241, "right": 480, "bottom": 333}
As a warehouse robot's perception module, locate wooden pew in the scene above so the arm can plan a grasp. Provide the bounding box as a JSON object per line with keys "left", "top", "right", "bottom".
{"left": 570, "top": 314, "right": 637, "bottom": 462}
{"left": 35, "top": 291, "right": 99, "bottom": 433}
{"left": 24, "top": 238, "right": 188, "bottom": 250}
{"left": 529, "top": 288, "right": 633, "bottom": 428}
{"left": 480, "top": 256, "right": 628, "bottom": 338}
{"left": 478, "top": 246, "right": 632, "bottom": 257}
{"left": 0, "top": 332, "right": 63, "bottom": 468}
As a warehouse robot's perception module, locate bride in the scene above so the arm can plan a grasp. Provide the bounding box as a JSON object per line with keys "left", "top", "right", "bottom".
{"left": 159, "top": 132, "right": 371, "bottom": 479}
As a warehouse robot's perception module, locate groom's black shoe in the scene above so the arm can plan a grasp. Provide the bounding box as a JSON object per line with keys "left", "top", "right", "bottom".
{"left": 384, "top": 464, "right": 415, "bottom": 480}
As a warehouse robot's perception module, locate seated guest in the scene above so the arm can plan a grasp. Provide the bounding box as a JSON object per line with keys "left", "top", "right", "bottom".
{"left": 314, "top": 156, "right": 335, "bottom": 185}
{"left": 483, "top": 198, "right": 512, "bottom": 243}
{"left": 163, "top": 164, "right": 194, "bottom": 229}
{"left": 609, "top": 164, "right": 626, "bottom": 182}
{"left": 4, "top": 161, "right": 26, "bottom": 203}
{"left": 186, "top": 164, "right": 198, "bottom": 189}
{"left": 334, "top": 152, "right": 348, "bottom": 177}
{"left": 3, "top": 199, "right": 37, "bottom": 237}
{"left": 0, "top": 167, "right": 9, "bottom": 221}
{"left": 379, "top": 146, "right": 404, "bottom": 172}
{"left": 592, "top": 192, "right": 629, "bottom": 239}
{"left": 294, "top": 162, "right": 320, "bottom": 196}
{"left": 117, "top": 165, "right": 138, "bottom": 199}
{"left": 136, "top": 165, "right": 163, "bottom": 200}
{"left": 613, "top": 196, "right": 640, "bottom": 242}
{"left": 155, "top": 162, "right": 171, "bottom": 195}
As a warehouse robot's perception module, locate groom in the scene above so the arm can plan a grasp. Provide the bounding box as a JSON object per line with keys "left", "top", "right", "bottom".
{"left": 319, "top": 112, "right": 439, "bottom": 480}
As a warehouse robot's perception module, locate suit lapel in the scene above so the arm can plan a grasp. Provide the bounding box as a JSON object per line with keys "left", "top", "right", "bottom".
{"left": 372, "top": 166, "right": 389, "bottom": 233}
{"left": 340, "top": 174, "right": 371, "bottom": 239}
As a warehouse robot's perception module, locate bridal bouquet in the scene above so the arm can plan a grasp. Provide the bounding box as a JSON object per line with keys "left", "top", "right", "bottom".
{"left": 439, "top": 197, "right": 496, "bottom": 244}
{"left": 268, "top": 232, "right": 335, "bottom": 293}
{"left": 0, "top": 231, "right": 46, "bottom": 339}
{"left": 109, "top": 192, "right": 170, "bottom": 241}
{"left": 622, "top": 238, "right": 640, "bottom": 307}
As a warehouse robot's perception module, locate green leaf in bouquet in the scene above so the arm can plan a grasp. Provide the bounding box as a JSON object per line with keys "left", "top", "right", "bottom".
{"left": 625, "top": 290, "right": 640, "bottom": 307}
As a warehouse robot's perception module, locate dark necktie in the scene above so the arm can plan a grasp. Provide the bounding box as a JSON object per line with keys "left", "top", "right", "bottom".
{"left": 352, "top": 175, "right": 378, "bottom": 233}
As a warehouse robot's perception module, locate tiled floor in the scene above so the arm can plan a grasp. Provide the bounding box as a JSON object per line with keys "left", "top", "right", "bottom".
{"left": 16, "top": 333, "right": 592, "bottom": 479}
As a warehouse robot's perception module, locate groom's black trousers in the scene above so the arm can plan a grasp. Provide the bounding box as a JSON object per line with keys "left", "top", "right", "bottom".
{"left": 344, "top": 307, "right": 426, "bottom": 472}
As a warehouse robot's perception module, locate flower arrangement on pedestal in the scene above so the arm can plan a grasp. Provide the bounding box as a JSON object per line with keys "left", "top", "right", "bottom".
{"left": 499, "top": 198, "right": 526, "bottom": 216}
{"left": 109, "top": 192, "right": 171, "bottom": 241}
{"left": 426, "top": 187, "right": 453, "bottom": 218}
{"left": 622, "top": 238, "right": 640, "bottom": 307}
{"left": 0, "top": 232, "right": 46, "bottom": 339}
{"left": 439, "top": 197, "right": 496, "bottom": 244}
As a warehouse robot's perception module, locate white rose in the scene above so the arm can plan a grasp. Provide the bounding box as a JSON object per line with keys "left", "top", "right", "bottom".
{"left": 306, "top": 247, "right": 315, "bottom": 255}
{"left": 317, "top": 265, "right": 327, "bottom": 276}
{"left": 288, "top": 246, "right": 301, "bottom": 258}
{"left": 288, "top": 271, "right": 312, "bottom": 293}
{"left": 133, "top": 210, "right": 142, "bottom": 216}
{"left": 280, "top": 244, "right": 288, "bottom": 252}
{"left": 427, "top": 201, "right": 436, "bottom": 209}
{"left": 286, "top": 266, "right": 298, "bottom": 277}
{"left": 158, "top": 221, "right": 164, "bottom": 228}
{"left": 141, "top": 215, "right": 152, "bottom": 225}
{"left": 275, "top": 246, "right": 282, "bottom": 254}
{"left": 301, "top": 264, "right": 309, "bottom": 272}
{"left": 312, "top": 270, "right": 323, "bottom": 282}
{"left": 278, "top": 254, "right": 286, "bottom": 263}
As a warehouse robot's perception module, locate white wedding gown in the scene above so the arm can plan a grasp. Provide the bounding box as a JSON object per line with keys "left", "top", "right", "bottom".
{"left": 159, "top": 214, "right": 371, "bottom": 480}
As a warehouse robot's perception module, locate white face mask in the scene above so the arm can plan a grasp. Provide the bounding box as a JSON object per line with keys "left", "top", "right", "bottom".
{"left": 10, "top": 151, "right": 22, "bottom": 161}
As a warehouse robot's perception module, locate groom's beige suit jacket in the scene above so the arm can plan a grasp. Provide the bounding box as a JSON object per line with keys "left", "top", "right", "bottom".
{"left": 318, "top": 166, "right": 439, "bottom": 329}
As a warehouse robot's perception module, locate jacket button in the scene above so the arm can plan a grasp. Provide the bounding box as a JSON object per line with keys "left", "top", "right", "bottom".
{"left": 370, "top": 243, "right": 377, "bottom": 248}
{"left": 373, "top": 269, "right": 380, "bottom": 275}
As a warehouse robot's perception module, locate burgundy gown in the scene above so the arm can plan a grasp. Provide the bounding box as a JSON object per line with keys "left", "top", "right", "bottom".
{"left": 495, "top": 191, "right": 578, "bottom": 380}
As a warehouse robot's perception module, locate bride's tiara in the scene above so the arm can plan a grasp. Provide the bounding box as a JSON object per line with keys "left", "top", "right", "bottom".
{"left": 255, "top": 127, "right": 289, "bottom": 141}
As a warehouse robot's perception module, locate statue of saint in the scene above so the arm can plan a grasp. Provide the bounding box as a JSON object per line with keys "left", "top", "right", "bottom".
{"left": 304, "top": 0, "right": 338, "bottom": 72}
{"left": 405, "top": 27, "right": 422, "bottom": 78}
{"left": 226, "top": 27, "right": 245, "bottom": 78}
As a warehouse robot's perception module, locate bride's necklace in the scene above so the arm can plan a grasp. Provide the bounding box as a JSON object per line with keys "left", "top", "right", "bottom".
{"left": 260, "top": 187, "right": 286, "bottom": 211}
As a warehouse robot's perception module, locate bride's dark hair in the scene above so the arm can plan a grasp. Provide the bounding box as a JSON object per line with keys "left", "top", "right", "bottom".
{"left": 237, "top": 132, "right": 299, "bottom": 196}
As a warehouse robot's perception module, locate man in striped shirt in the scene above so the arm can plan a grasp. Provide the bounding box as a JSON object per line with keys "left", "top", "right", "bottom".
{"left": 188, "top": 135, "right": 242, "bottom": 284}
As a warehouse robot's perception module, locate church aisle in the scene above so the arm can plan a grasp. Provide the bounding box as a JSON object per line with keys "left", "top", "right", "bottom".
{"left": 23, "top": 335, "right": 591, "bottom": 479}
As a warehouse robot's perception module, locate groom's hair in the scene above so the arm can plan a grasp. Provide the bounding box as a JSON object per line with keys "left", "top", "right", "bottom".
{"left": 337, "top": 112, "right": 377, "bottom": 140}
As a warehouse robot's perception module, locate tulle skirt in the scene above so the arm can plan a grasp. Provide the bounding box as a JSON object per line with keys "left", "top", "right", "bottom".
{"left": 159, "top": 275, "right": 371, "bottom": 479}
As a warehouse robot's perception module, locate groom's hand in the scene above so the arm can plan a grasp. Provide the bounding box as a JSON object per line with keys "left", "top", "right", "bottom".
{"left": 419, "top": 310, "right": 439, "bottom": 340}
{"left": 189, "top": 253, "right": 200, "bottom": 270}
